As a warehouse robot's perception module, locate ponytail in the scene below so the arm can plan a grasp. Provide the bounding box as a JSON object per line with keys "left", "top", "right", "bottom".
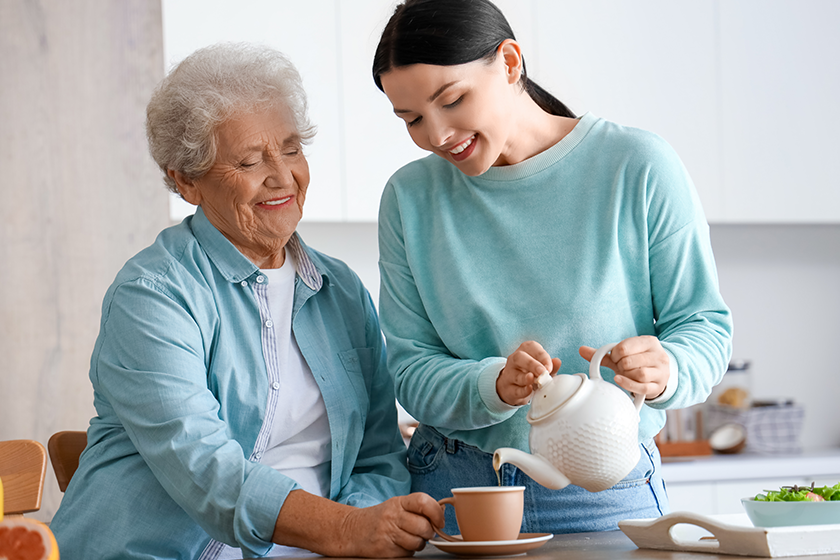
{"left": 522, "top": 77, "right": 576, "bottom": 118}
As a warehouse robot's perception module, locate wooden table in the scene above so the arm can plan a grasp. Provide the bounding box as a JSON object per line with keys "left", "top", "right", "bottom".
{"left": 267, "top": 530, "right": 840, "bottom": 560}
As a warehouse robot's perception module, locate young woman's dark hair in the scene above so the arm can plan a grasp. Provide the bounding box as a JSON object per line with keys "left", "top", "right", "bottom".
{"left": 372, "top": 0, "right": 575, "bottom": 119}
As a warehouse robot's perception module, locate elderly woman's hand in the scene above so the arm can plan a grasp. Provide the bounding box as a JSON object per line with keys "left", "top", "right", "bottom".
{"left": 274, "top": 490, "right": 443, "bottom": 557}
{"left": 337, "top": 493, "right": 444, "bottom": 557}
{"left": 579, "top": 336, "right": 670, "bottom": 400}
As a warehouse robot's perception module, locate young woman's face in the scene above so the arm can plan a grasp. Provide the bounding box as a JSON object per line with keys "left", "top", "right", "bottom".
{"left": 380, "top": 49, "right": 521, "bottom": 176}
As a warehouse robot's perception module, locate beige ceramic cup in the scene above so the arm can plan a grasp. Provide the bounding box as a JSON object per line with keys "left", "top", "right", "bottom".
{"left": 435, "top": 486, "right": 525, "bottom": 542}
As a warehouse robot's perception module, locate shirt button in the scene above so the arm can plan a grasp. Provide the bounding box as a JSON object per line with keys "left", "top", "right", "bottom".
{"left": 240, "top": 281, "right": 248, "bottom": 287}
{"left": 254, "top": 453, "right": 262, "bottom": 460}
{"left": 256, "top": 275, "right": 266, "bottom": 284}
{"left": 271, "top": 382, "right": 280, "bottom": 390}
{"left": 265, "top": 320, "right": 274, "bottom": 328}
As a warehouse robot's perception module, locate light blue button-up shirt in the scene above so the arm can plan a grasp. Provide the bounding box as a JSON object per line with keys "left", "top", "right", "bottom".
{"left": 51, "top": 207, "right": 409, "bottom": 559}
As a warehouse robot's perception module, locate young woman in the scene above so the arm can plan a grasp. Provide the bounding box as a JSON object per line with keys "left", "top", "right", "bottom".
{"left": 372, "top": 0, "right": 733, "bottom": 534}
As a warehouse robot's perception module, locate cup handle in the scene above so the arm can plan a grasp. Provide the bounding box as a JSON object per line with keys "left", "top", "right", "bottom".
{"left": 434, "top": 497, "right": 459, "bottom": 542}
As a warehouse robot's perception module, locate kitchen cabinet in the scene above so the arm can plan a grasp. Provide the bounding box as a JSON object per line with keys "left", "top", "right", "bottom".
{"left": 339, "top": 0, "right": 838, "bottom": 223}
{"left": 717, "top": 0, "right": 840, "bottom": 223}
{"left": 532, "top": 1, "right": 723, "bottom": 220}
{"left": 336, "top": 0, "right": 428, "bottom": 221}
{"left": 533, "top": 0, "right": 840, "bottom": 223}
{"left": 164, "top": 0, "right": 839, "bottom": 223}
{"left": 662, "top": 450, "right": 840, "bottom": 516}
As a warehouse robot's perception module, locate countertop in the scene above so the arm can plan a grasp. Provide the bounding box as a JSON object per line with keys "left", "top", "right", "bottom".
{"left": 661, "top": 448, "right": 840, "bottom": 483}
{"left": 265, "top": 529, "right": 840, "bottom": 559}
{"left": 256, "top": 450, "right": 840, "bottom": 559}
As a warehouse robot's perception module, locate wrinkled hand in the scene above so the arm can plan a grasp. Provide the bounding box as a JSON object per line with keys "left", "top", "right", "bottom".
{"left": 579, "top": 336, "right": 670, "bottom": 400}
{"left": 497, "top": 341, "right": 561, "bottom": 406}
{"left": 337, "top": 493, "right": 444, "bottom": 558}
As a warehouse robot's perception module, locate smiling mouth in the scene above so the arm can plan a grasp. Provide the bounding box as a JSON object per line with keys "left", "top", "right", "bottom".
{"left": 449, "top": 135, "right": 475, "bottom": 156}
{"left": 261, "top": 196, "right": 292, "bottom": 206}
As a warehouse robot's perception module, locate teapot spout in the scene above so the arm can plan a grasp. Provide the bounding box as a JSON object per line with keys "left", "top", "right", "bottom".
{"left": 493, "top": 448, "right": 571, "bottom": 490}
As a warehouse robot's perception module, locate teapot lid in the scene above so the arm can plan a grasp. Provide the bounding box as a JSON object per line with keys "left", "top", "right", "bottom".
{"left": 528, "top": 373, "right": 583, "bottom": 422}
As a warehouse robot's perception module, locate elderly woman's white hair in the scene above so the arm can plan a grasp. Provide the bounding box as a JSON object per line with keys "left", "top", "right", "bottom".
{"left": 146, "top": 42, "right": 316, "bottom": 195}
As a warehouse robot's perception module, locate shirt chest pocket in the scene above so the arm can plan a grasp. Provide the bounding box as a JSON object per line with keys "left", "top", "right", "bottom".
{"left": 337, "top": 347, "right": 374, "bottom": 425}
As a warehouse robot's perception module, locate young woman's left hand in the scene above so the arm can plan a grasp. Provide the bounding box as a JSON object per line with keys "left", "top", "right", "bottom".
{"left": 579, "top": 336, "right": 670, "bottom": 400}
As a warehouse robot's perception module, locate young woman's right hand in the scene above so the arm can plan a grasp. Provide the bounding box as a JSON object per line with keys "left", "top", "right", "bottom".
{"left": 497, "top": 341, "right": 561, "bottom": 406}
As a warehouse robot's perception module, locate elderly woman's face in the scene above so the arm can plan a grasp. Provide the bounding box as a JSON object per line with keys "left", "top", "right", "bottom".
{"left": 173, "top": 106, "right": 309, "bottom": 268}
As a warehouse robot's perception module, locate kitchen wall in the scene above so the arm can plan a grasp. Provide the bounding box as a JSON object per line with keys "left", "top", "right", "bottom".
{"left": 709, "top": 224, "right": 840, "bottom": 448}
{"left": 0, "top": 0, "right": 169, "bottom": 523}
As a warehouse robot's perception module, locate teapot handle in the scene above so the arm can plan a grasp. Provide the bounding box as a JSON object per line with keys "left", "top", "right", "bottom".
{"left": 589, "top": 343, "right": 645, "bottom": 414}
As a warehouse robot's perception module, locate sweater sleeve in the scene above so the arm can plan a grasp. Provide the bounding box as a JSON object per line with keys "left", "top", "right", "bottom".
{"left": 641, "top": 138, "right": 734, "bottom": 410}
{"left": 378, "top": 183, "right": 516, "bottom": 431}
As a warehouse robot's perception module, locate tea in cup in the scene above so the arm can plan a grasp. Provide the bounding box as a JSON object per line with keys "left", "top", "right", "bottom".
{"left": 435, "top": 486, "right": 525, "bottom": 542}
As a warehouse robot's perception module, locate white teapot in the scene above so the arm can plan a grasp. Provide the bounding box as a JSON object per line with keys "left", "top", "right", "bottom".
{"left": 493, "top": 343, "right": 645, "bottom": 492}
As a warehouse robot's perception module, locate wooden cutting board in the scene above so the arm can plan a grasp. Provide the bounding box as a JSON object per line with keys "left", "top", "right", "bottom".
{"left": 619, "top": 511, "right": 840, "bottom": 557}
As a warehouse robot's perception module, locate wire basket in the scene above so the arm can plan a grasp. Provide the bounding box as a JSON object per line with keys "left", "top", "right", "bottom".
{"left": 705, "top": 403, "right": 804, "bottom": 454}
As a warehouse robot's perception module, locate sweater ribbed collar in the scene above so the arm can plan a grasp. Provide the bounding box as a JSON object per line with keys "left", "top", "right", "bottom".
{"left": 478, "top": 112, "right": 598, "bottom": 182}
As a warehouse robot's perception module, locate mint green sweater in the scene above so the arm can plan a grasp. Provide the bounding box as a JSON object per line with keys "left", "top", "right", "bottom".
{"left": 378, "top": 113, "right": 733, "bottom": 454}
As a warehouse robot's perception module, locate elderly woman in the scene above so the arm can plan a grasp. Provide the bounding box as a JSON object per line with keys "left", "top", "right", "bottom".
{"left": 49, "top": 43, "right": 442, "bottom": 560}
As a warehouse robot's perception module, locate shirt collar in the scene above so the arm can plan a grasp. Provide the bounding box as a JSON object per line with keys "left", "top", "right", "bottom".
{"left": 190, "top": 206, "right": 323, "bottom": 291}
{"left": 285, "top": 233, "right": 323, "bottom": 291}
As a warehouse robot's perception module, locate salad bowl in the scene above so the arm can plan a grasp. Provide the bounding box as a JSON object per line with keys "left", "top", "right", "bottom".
{"left": 742, "top": 483, "right": 840, "bottom": 527}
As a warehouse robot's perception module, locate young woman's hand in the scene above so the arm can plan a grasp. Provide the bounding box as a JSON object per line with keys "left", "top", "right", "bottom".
{"left": 579, "top": 336, "right": 670, "bottom": 400}
{"left": 497, "top": 341, "right": 561, "bottom": 406}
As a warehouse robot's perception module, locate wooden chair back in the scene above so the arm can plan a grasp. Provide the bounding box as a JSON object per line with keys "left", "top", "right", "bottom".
{"left": 0, "top": 439, "right": 47, "bottom": 515}
{"left": 47, "top": 431, "right": 87, "bottom": 492}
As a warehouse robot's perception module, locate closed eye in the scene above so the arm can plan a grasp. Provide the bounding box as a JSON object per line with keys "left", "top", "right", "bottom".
{"left": 444, "top": 96, "right": 464, "bottom": 109}
{"left": 407, "top": 116, "right": 422, "bottom": 127}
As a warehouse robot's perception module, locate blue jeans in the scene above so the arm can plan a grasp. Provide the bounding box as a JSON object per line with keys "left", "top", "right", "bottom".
{"left": 407, "top": 424, "right": 669, "bottom": 535}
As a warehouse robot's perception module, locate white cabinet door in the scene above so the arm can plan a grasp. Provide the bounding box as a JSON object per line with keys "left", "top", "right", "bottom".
{"left": 665, "top": 481, "right": 718, "bottom": 516}
{"left": 337, "top": 0, "right": 427, "bottom": 222}
{"left": 532, "top": 0, "right": 840, "bottom": 223}
{"left": 532, "top": 1, "right": 723, "bottom": 221}
{"left": 718, "top": 0, "right": 840, "bottom": 222}
{"left": 667, "top": 477, "right": 802, "bottom": 516}
{"left": 712, "top": 478, "right": 805, "bottom": 515}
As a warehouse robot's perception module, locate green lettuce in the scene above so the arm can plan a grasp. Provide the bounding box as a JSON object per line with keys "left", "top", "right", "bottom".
{"left": 754, "top": 482, "right": 840, "bottom": 502}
